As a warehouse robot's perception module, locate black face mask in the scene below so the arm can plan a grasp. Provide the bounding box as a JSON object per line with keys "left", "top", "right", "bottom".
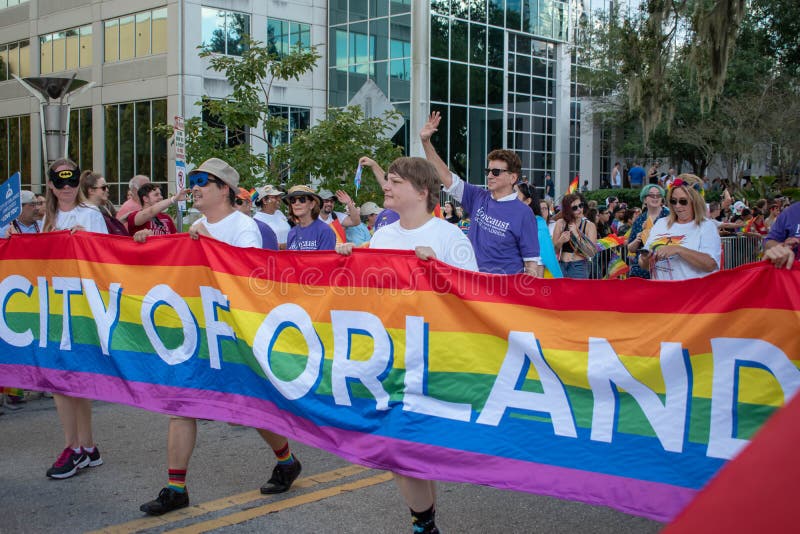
{"left": 49, "top": 167, "right": 81, "bottom": 189}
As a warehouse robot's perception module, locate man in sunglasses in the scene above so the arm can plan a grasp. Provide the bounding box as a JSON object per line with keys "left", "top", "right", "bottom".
{"left": 420, "top": 112, "right": 542, "bottom": 276}
{"left": 2, "top": 190, "right": 43, "bottom": 237}
{"left": 127, "top": 183, "right": 184, "bottom": 239}
{"left": 141, "top": 158, "right": 303, "bottom": 516}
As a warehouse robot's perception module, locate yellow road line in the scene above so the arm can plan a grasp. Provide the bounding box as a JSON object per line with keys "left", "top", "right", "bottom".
{"left": 165, "top": 472, "right": 394, "bottom": 534}
{"left": 88, "top": 465, "right": 370, "bottom": 534}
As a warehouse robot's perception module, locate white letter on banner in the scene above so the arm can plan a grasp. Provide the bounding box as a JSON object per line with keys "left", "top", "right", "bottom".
{"left": 0, "top": 275, "right": 34, "bottom": 347}
{"left": 200, "top": 286, "right": 236, "bottom": 370}
{"left": 708, "top": 337, "right": 800, "bottom": 460}
{"left": 588, "top": 338, "right": 688, "bottom": 452}
{"left": 330, "top": 310, "right": 391, "bottom": 410}
{"left": 81, "top": 279, "right": 122, "bottom": 356}
{"left": 253, "top": 303, "right": 322, "bottom": 400}
{"left": 38, "top": 277, "right": 49, "bottom": 348}
{"left": 52, "top": 277, "right": 82, "bottom": 351}
{"left": 140, "top": 284, "right": 198, "bottom": 365}
{"left": 402, "top": 316, "right": 471, "bottom": 421}
{"left": 477, "top": 331, "right": 577, "bottom": 437}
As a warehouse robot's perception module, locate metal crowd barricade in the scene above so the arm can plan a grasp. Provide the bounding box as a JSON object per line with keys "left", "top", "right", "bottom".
{"left": 720, "top": 235, "right": 764, "bottom": 269}
{"left": 589, "top": 244, "right": 630, "bottom": 279}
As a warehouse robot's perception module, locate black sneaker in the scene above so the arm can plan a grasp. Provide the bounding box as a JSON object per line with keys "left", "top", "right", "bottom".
{"left": 46, "top": 447, "right": 89, "bottom": 479}
{"left": 260, "top": 459, "right": 302, "bottom": 494}
{"left": 83, "top": 446, "right": 103, "bottom": 467}
{"left": 139, "top": 487, "right": 190, "bottom": 516}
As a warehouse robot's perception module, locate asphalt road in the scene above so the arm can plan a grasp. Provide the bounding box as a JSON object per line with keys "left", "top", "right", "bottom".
{"left": 0, "top": 396, "right": 662, "bottom": 533}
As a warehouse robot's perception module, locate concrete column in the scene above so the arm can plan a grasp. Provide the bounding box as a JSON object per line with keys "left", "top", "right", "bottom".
{"left": 579, "top": 97, "right": 601, "bottom": 190}
{"left": 553, "top": 43, "right": 571, "bottom": 200}
{"left": 408, "top": 0, "right": 430, "bottom": 158}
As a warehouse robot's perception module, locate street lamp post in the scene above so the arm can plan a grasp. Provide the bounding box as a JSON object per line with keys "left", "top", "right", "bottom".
{"left": 13, "top": 74, "right": 94, "bottom": 176}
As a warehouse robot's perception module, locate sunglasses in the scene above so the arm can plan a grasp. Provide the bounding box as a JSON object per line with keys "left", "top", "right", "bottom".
{"left": 646, "top": 193, "right": 662, "bottom": 199}
{"left": 189, "top": 172, "right": 221, "bottom": 188}
{"left": 289, "top": 196, "right": 310, "bottom": 204}
{"left": 670, "top": 198, "right": 689, "bottom": 206}
{"left": 91, "top": 185, "right": 109, "bottom": 191}
{"left": 485, "top": 168, "right": 509, "bottom": 176}
{"left": 571, "top": 203, "right": 586, "bottom": 211}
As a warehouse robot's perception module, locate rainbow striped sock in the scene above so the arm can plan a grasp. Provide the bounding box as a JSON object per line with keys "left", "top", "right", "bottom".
{"left": 273, "top": 443, "right": 295, "bottom": 466}
{"left": 168, "top": 469, "right": 187, "bottom": 493}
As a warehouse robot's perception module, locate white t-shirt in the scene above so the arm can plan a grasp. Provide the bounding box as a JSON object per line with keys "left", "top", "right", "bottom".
{"left": 319, "top": 211, "right": 349, "bottom": 225}
{"left": 193, "top": 210, "right": 262, "bottom": 248}
{"left": 44, "top": 205, "right": 108, "bottom": 234}
{"left": 371, "top": 217, "right": 478, "bottom": 272}
{"left": 643, "top": 218, "right": 721, "bottom": 280}
{"left": 254, "top": 210, "right": 291, "bottom": 245}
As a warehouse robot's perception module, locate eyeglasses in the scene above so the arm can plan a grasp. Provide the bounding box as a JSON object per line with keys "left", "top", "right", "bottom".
{"left": 571, "top": 203, "right": 586, "bottom": 211}
{"left": 289, "top": 196, "right": 310, "bottom": 205}
{"left": 91, "top": 185, "right": 109, "bottom": 191}
{"left": 669, "top": 198, "right": 689, "bottom": 206}
{"left": 189, "top": 172, "right": 220, "bottom": 188}
{"left": 485, "top": 168, "right": 510, "bottom": 177}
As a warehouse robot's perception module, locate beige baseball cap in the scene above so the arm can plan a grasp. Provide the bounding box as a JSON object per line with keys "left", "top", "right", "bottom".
{"left": 359, "top": 201, "right": 382, "bottom": 216}
{"left": 256, "top": 184, "right": 284, "bottom": 198}
{"left": 189, "top": 158, "right": 239, "bottom": 190}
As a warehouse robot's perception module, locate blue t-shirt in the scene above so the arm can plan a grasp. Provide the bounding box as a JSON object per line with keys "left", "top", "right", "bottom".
{"left": 254, "top": 219, "right": 279, "bottom": 250}
{"left": 286, "top": 218, "right": 336, "bottom": 251}
{"left": 628, "top": 166, "right": 646, "bottom": 186}
{"left": 459, "top": 182, "right": 540, "bottom": 274}
{"left": 765, "top": 202, "right": 800, "bottom": 248}
{"left": 345, "top": 223, "right": 372, "bottom": 245}
{"left": 374, "top": 209, "right": 399, "bottom": 231}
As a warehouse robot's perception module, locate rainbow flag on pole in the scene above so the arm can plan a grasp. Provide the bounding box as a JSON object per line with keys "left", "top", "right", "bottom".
{"left": 568, "top": 175, "right": 579, "bottom": 194}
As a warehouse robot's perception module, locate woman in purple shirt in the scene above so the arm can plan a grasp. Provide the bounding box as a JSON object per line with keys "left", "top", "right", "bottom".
{"left": 284, "top": 185, "right": 336, "bottom": 251}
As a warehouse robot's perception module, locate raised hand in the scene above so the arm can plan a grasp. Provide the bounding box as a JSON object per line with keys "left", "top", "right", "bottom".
{"left": 419, "top": 112, "right": 441, "bottom": 143}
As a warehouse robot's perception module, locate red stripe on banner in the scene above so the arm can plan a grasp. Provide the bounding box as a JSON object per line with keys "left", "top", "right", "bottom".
{"left": 664, "top": 391, "right": 800, "bottom": 533}
{"left": 331, "top": 219, "right": 347, "bottom": 244}
{"left": 0, "top": 233, "right": 798, "bottom": 315}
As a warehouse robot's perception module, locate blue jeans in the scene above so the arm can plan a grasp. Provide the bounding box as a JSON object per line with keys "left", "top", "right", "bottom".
{"left": 560, "top": 260, "right": 588, "bottom": 279}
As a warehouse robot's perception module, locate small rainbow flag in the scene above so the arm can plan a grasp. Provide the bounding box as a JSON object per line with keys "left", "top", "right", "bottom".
{"left": 607, "top": 252, "right": 630, "bottom": 279}
{"left": 249, "top": 188, "right": 259, "bottom": 202}
{"left": 597, "top": 234, "right": 626, "bottom": 250}
{"left": 568, "top": 175, "right": 579, "bottom": 194}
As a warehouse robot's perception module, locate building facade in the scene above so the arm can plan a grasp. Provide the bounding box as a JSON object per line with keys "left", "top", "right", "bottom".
{"left": 0, "top": 0, "right": 588, "bottom": 203}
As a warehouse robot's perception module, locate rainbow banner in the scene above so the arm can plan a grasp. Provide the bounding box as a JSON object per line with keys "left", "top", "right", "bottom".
{"left": 1, "top": 232, "right": 799, "bottom": 522}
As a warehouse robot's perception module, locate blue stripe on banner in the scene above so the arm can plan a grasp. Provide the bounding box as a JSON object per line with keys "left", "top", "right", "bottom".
{"left": 0, "top": 342, "right": 723, "bottom": 488}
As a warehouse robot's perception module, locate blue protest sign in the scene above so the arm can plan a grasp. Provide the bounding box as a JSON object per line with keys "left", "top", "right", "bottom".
{"left": 0, "top": 173, "right": 21, "bottom": 227}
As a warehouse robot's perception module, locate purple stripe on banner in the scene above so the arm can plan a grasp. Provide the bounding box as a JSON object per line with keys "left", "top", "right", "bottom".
{"left": 4, "top": 364, "right": 692, "bottom": 522}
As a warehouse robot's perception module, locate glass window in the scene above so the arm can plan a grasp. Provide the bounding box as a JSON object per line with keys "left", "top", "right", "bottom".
{"left": 389, "top": 59, "right": 409, "bottom": 100}
{"left": 267, "top": 18, "right": 287, "bottom": 56}
{"left": 449, "top": 106, "right": 467, "bottom": 179}
{"left": 52, "top": 32, "right": 66, "bottom": 72}
{"left": 151, "top": 99, "right": 167, "bottom": 182}
{"left": 430, "top": 59, "right": 448, "bottom": 102}
{"left": 370, "top": 17, "right": 389, "bottom": 62}
{"left": 68, "top": 107, "right": 93, "bottom": 172}
{"left": 118, "top": 103, "right": 134, "bottom": 181}
{"left": 226, "top": 13, "right": 250, "bottom": 56}
{"left": 7, "top": 41, "right": 20, "bottom": 77}
{"left": 351, "top": 0, "right": 368, "bottom": 21}
{"left": 470, "top": 23, "right": 486, "bottom": 65}
{"left": 488, "top": 0, "right": 504, "bottom": 26}
{"left": 8, "top": 117, "right": 20, "bottom": 179}
{"left": 201, "top": 8, "right": 226, "bottom": 54}
{"left": 0, "top": 119, "right": 6, "bottom": 178}
{"left": 431, "top": 16, "right": 449, "bottom": 60}
{"left": 487, "top": 68, "right": 503, "bottom": 109}
{"left": 65, "top": 29, "right": 79, "bottom": 70}
{"left": 136, "top": 11, "right": 151, "bottom": 57}
{"left": 79, "top": 26, "right": 92, "bottom": 67}
{"left": 135, "top": 101, "right": 151, "bottom": 177}
{"left": 374, "top": 60, "right": 389, "bottom": 96}
{"left": 450, "top": 18, "right": 468, "bottom": 62}
{"left": 369, "top": 0, "right": 389, "bottom": 18}
{"left": 105, "top": 20, "right": 119, "bottom": 62}
{"left": 119, "top": 16, "right": 135, "bottom": 60}
{"left": 450, "top": 62, "right": 467, "bottom": 104}
{"left": 468, "top": 108, "right": 487, "bottom": 181}
{"left": 104, "top": 105, "right": 118, "bottom": 183}
{"left": 0, "top": 45, "right": 7, "bottom": 80}
{"left": 330, "top": 0, "right": 348, "bottom": 26}
{"left": 152, "top": 8, "right": 168, "bottom": 54}
{"left": 334, "top": 28, "right": 347, "bottom": 69}
{"left": 470, "top": 66, "right": 486, "bottom": 106}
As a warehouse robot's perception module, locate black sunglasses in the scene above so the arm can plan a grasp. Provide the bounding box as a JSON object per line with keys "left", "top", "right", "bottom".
{"left": 571, "top": 203, "right": 586, "bottom": 211}
{"left": 485, "top": 168, "right": 510, "bottom": 176}
{"left": 289, "top": 196, "right": 310, "bottom": 204}
{"left": 670, "top": 198, "right": 689, "bottom": 206}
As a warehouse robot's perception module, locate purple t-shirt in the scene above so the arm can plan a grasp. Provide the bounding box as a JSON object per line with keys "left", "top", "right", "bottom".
{"left": 255, "top": 219, "right": 279, "bottom": 250}
{"left": 286, "top": 218, "right": 336, "bottom": 250}
{"left": 460, "top": 184, "right": 539, "bottom": 274}
{"left": 765, "top": 201, "right": 800, "bottom": 247}
{"left": 374, "top": 209, "right": 399, "bottom": 231}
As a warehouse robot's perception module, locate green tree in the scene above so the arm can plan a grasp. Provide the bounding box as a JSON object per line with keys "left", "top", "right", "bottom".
{"left": 272, "top": 106, "right": 403, "bottom": 204}
{"left": 155, "top": 36, "right": 320, "bottom": 188}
